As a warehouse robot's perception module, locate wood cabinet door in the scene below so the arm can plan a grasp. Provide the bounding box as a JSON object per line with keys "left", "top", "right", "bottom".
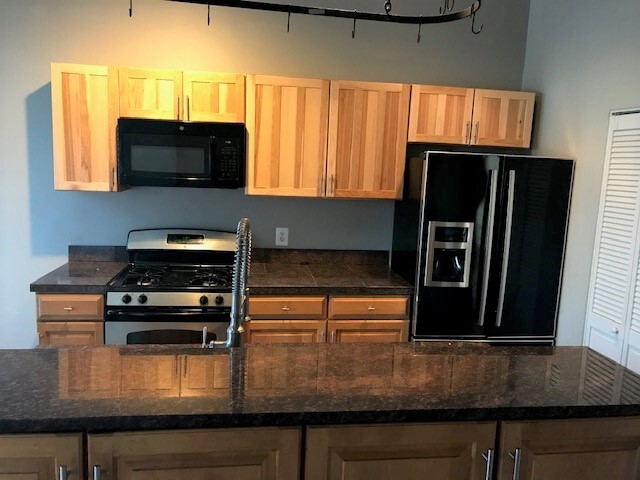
{"left": 471, "top": 89, "right": 535, "bottom": 148}
{"left": 180, "top": 353, "right": 230, "bottom": 397}
{"left": 183, "top": 72, "right": 245, "bottom": 122}
{"left": 327, "top": 80, "right": 410, "bottom": 199}
{"left": 498, "top": 418, "right": 640, "bottom": 480}
{"left": 37, "top": 321, "right": 104, "bottom": 346}
{"left": 118, "top": 67, "right": 182, "bottom": 120}
{"left": 37, "top": 294, "right": 104, "bottom": 320}
{"left": 246, "top": 75, "right": 330, "bottom": 197}
{"left": 245, "top": 320, "right": 327, "bottom": 343}
{"left": 408, "top": 85, "right": 474, "bottom": 144}
{"left": 0, "top": 433, "right": 82, "bottom": 480}
{"left": 306, "top": 422, "right": 496, "bottom": 480}
{"left": 51, "top": 63, "right": 118, "bottom": 191}
{"left": 327, "top": 320, "right": 409, "bottom": 343}
{"left": 88, "top": 428, "right": 300, "bottom": 480}
{"left": 58, "top": 348, "right": 120, "bottom": 399}
{"left": 120, "top": 354, "right": 180, "bottom": 397}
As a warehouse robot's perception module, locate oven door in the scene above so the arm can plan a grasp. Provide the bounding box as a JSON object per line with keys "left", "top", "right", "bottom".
{"left": 105, "top": 308, "right": 230, "bottom": 345}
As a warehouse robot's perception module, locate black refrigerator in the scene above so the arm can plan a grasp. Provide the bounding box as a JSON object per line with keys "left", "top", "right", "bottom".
{"left": 392, "top": 151, "right": 574, "bottom": 344}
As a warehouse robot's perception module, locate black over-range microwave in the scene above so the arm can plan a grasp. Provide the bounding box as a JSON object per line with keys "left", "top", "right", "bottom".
{"left": 117, "top": 118, "right": 245, "bottom": 188}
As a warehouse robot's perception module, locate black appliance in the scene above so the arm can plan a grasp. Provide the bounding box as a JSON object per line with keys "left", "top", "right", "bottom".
{"left": 392, "top": 151, "right": 574, "bottom": 344}
{"left": 105, "top": 229, "right": 237, "bottom": 345}
{"left": 117, "top": 118, "right": 245, "bottom": 188}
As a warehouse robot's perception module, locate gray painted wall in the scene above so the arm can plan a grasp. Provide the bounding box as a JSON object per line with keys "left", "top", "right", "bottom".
{"left": 522, "top": 0, "right": 640, "bottom": 345}
{"left": 0, "top": 0, "right": 530, "bottom": 348}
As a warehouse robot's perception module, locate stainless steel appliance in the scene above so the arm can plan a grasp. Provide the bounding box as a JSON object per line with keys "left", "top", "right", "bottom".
{"left": 392, "top": 151, "right": 574, "bottom": 344}
{"left": 117, "top": 118, "right": 245, "bottom": 188}
{"left": 105, "top": 228, "right": 238, "bottom": 345}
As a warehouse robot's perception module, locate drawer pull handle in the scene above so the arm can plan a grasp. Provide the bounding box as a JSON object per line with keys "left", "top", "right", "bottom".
{"left": 59, "top": 465, "right": 68, "bottom": 480}
{"left": 367, "top": 306, "right": 376, "bottom": 311}
{"left": 281, "top": 306, "right": 290, "bottom": 311}
{"left": 330, "top": 330, "right": 336, "bottom": 342}
{"left": 93, "top": 465, "right": 102, "bottom": 480}
{"left": 63, "top": 307, "right": 73, "bottom": 311}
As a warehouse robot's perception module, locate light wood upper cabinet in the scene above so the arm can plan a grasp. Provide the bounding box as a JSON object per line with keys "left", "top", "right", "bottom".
{"left": 408, "top": 85, "right": 475, "bottom": 144}
{"left": 306, "top": 422, "right": 496, "bottom": 480}
{"left": 327, "top": 81, "right": 410, "bottom": 199}
{"left": 408, "top": 85, "right": 535, "bottom": 148}
{"left": 51, "top": 63, "right": 118, "bottom": 191}
{"left": 118, "top": 67, "right": 183, "bottom": 120}
{"left": 183, "top": 72, "right": 245, "bottom": 122}
{"left": 246, "top": 75, "right": 330, "bottom": 197}
{"left": 471, "top": 89, "right": 535, "bottom": 148}
{"left": 497, "top": 418, "right": 640, "bottom": 480}
{"left": 0, "top": 433, "right": 82, "bottom": 480}
{"left": 89, "top": 428, "right": 301, "bottom": 480}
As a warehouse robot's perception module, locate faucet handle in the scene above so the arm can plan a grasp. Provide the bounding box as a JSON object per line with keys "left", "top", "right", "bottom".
{"left": 201, "top": 326, "right": 208, "bottom": 348}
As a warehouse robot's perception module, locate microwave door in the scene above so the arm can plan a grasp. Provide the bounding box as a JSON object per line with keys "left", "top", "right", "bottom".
{"left": 413, "top": 153, "right": 500, "bottom": 340}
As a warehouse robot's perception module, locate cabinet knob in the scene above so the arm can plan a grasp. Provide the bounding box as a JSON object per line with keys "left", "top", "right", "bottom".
{"left": 612, "top": 326, "right": 620, "bottom": 334}
{"left": 367, "top": 306, "right": 376, "bottom": 311}
{"left": 63, "top": 306, "right": 73, "bottom": 311}
{"left": 281, "top": 306, "right": 290, "bottom": 312}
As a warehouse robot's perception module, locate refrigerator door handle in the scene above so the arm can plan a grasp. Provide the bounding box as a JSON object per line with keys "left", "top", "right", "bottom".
{"left": 496, "top": 169, "right": 516, "bottom": 327}
{"left": 478, "top": 169, "right": 498, "bottom": 327}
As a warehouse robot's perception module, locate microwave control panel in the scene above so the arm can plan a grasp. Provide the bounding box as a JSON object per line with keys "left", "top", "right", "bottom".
{"left": 215, "top": 137, "right": 241, "bottom": 181}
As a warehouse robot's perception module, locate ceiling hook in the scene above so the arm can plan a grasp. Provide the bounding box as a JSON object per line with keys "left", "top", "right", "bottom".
{"left": 287, "top": 4, "right": 291, "bottom": 33}
{"left": 352, "top": 11, "right": 357, "bottom": 39}
{"left": 384, "top": 0, "right": 392, "bottom": 15}
{"left": 471, "top": 11, "right": 483, "bottom": 34}
{"left": 417, "top": 17, "right": 422, "bottom": 43}
{"left": 129, "top": 0, "right": 133, "bottom": 17}
{"left": 439, "top": 0, "right": 454, "bottom": 15}
{"left": 207, "top": 4, "right": 211, "bottom": 26}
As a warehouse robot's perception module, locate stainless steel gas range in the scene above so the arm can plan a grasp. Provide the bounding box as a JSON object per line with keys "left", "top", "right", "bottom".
{"left": 105, "top": 228, "right": 237, "bottom": 345}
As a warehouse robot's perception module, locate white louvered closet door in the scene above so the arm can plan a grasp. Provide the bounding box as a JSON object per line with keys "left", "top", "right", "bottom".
{"left": 585, "top": 111, "right": 640, "bottom": 366}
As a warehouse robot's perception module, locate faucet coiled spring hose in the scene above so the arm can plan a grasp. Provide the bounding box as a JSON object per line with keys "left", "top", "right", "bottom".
{"left": 228, "top": 218, "right": 252, "bottom": 347}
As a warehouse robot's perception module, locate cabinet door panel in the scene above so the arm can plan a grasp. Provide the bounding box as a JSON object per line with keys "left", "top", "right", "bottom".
{"left": 0, "top": 434, "right": 82, "bottom": 480}
{"left": 408, "top": 85, "right": 474, "bottom": 144}
{"left": 180, "top": 354, "right": 230, "bottom": 397}
{"left": 471, "top": 89, "right": 535, "bottom": 148}
{"left": 247, "top": 75, "right": 329, "bottom": 197}
{"left": 306, "top": 423, "right": 496, "bottom": 480}
{"left": 327, "top": 320, "right": 409, "bottom": 343}
{"left": 498, "top": 418, "right": 640, "bottom": 480}
{"left": 120, "top": 355, "right": 180, "bottom": 397}
{"left": 51, "top": 63, "right": 118, "bottom": 191}
{"left": 88, "top": 428, "right": 300, "bottom": 480}
{"left": 37, "top": 321, "right": 104, "bottom": 346}
{"left": 183, "top": 72, "right": 245, "bottom": 122}
{"left": 327, "top": 81, "right": 410, "bottom": 199}
{"left": 119, "top": 68, "right": 182, "bottom": 119}
{"left": 245, "top": 320, "right": 327, "bottom": 344}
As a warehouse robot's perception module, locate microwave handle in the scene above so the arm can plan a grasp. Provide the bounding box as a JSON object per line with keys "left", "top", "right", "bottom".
{"left": 209, "top": 136, "right": 217, "bottom": 179}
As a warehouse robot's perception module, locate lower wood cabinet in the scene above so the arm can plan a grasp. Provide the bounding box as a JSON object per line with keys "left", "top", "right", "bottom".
{"left": 306, "top": 422, "right": 497, "bottom": 480}
{"left": 327, "top": 319, "right": 408, "bottom": 343}
{"left": 497, "top": 417, "right": 640, "bottom": 480}
{"left": 245, "top": 320, "right": 327, "bottom": 343}
{"left": 0, "top": 433, "right": 82, "bottom": 480}
{"left": 88, "top": 428, "right": 301, "bottom": 480}
{"left": 36, "top": 294, "right": 105, "bottom": 346}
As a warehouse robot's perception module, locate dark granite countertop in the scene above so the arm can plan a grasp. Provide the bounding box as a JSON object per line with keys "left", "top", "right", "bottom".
{"left": 1, "top": 344, "right": 639, "bottom": 434}
{"left": 29, "top": 262, "right": 128, "bottom": 294}
{"left": 29, "top": 248, "right": 412, "bottom": 296}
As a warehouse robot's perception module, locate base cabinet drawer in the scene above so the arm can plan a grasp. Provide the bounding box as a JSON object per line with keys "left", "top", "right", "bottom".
{"left": 329, "top": 296, "right": 409, "bottom": 319}
{"left": 249, "top": 296, "right": 327, "bottom": 319}
{"left": 37, "top": 321, "right": 104, "bottom": 346}
{"left": 37, "top": 294, "right": 104, "bottom": 320}
{"left": 245, "top": 320, "right": 327, "bottom": 343}
{"left": 88, "top": 428, "right": 301, "bottom": 480}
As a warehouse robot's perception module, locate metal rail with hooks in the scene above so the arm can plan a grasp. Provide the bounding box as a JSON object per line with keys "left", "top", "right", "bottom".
{"left": 163, "top": 0, "right": 482, "bottom": 26}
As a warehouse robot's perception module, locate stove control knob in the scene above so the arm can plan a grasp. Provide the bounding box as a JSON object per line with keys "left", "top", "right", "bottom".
{"left": 199, "top": 295, "right": 209, "bottom": 305}
{"left": 215, "top": 295, "right": 224, "bottom": 305}
{"left": 138, "top": 294, "right": 148, "bottom": 304}
{"left": 122, "top": 294, "right": 132, "bottom": 304}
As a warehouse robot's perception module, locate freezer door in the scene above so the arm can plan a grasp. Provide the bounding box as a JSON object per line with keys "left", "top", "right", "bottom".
{"left": 413, "top": 152, "right": 501, "bottom": 339}
{"left": 488, "top": 156, "right": 573, "bottom": 339}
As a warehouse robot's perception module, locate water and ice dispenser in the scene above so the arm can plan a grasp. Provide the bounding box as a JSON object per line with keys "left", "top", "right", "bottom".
{"left": 424, "top": 222, "right": 474, "bottom": 288}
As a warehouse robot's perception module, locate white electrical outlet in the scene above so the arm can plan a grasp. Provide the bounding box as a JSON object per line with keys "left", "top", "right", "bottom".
{"left": 275, "top": 227, "right": 289, "bottom": 246}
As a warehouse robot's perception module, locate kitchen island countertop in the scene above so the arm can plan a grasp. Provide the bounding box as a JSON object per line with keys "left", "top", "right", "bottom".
{"left": 0, "top": 343, "right": 639, "bottom": 434}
